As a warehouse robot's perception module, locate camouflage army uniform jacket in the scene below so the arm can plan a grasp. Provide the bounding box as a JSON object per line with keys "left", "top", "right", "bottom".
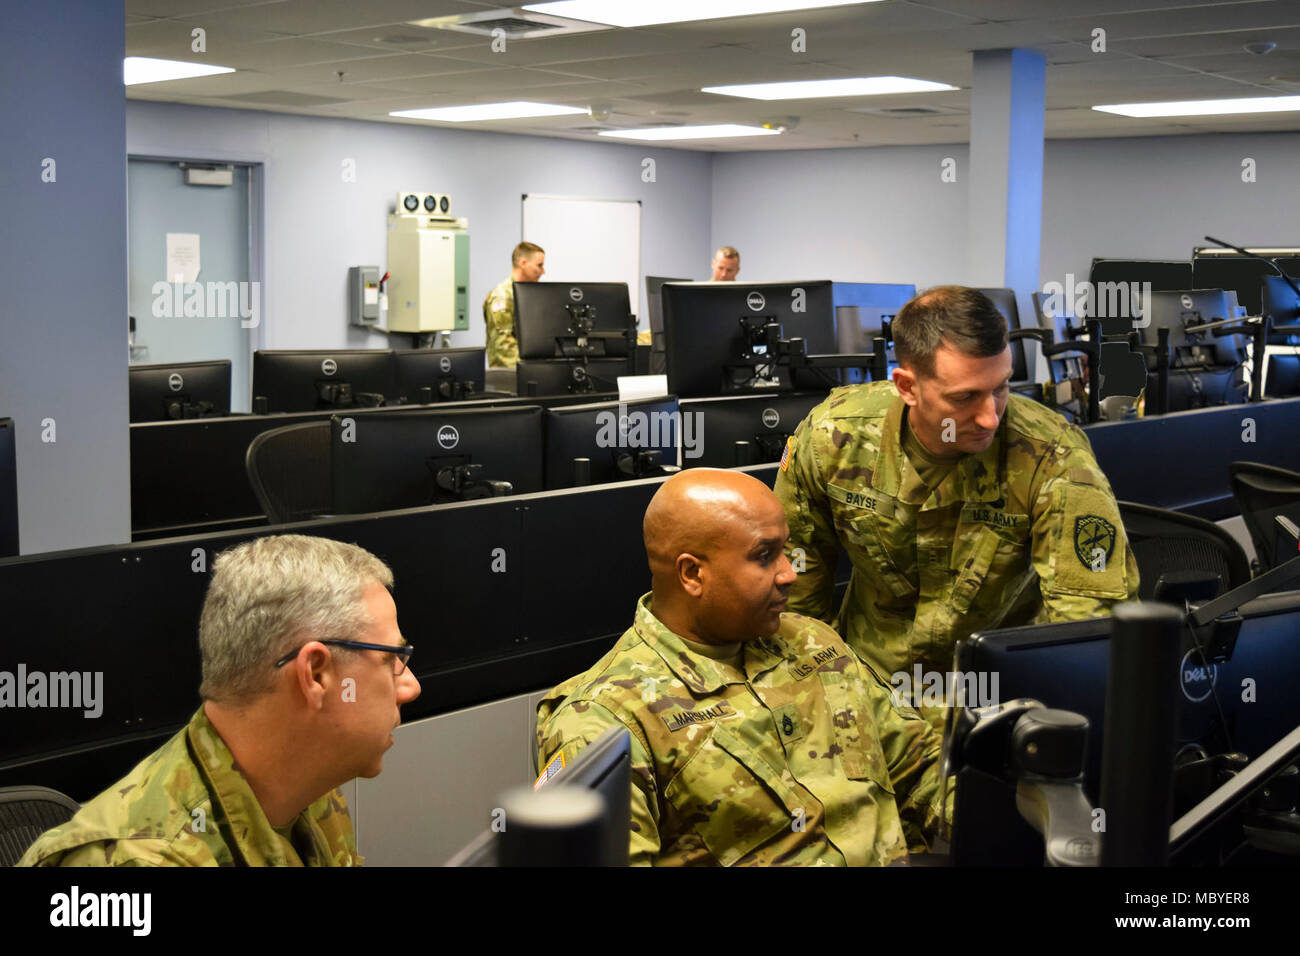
{"left": 483, "top": 276, "right": 518, "bottom": 369}
{"left": 536, "top": 595, "right": 948, "bottom": 866}
{"left": 775, "top": 381, "right": 1139, "bottom": 729}
{"left": 19, "top": 707, "right": 361, "bottom": 867}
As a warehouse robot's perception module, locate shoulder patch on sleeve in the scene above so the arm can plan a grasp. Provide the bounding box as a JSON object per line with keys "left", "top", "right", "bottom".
{"left": 534, "top": 750, "right": 566, "bottom": 789}
{"left": 780, "top": 435, "right": 795, "bottom": 472}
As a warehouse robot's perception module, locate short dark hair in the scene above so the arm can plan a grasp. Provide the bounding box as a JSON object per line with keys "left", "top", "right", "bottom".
{"left": 891, "top": 285, "right": 1008, "bottom": 377}
{"left": 512, "top": 241, "right": 544, "bottom": 266}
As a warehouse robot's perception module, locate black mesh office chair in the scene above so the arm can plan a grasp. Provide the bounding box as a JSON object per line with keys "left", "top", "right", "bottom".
{"left": 1118, "top": 501, "right": 1251, "bottom": 602}
{"left": 0, "top": 786, "right": 80, "bottom": 866}
{"left": 245, "top": 421, "right": 332, "bottom": 525}
{"left": 1229, "top": 462, "right": 1300, "bottom": 573}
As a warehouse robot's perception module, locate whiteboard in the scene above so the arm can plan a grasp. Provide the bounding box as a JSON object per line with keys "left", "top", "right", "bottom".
{"left": 522, "top": 194, "right": 642, "bottom": 322}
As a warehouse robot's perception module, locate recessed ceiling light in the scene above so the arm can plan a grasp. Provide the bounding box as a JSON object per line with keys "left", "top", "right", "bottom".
{"left": 124, "top": 57, "right": 235, "bottom": 85}
{"left": 389, "top": 101, "right": 590, "bottom": 121}
{"left": 522, "top": 0, "right": 880, "bottom": 28}
{"left": 1093, "top": 95, "right": 1300, "bottom": 118}
{"left": 704, "top": 76, "right": 956, "bottom": 100}
{"left": 598, "top": 124, "right": 781, "bottom": 141}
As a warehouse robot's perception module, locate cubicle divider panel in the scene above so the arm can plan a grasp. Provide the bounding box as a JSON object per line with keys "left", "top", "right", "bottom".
{"left": 1085, "top": 396, "right": 1300, "bottom": 519}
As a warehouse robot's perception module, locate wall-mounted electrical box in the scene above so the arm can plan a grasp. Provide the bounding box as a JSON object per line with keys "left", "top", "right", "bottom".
{"left": 386, "top": 202, "right": 469, "bottom": 333}
{"left": 348, "top": 265, "right": 381, "bottom": 328}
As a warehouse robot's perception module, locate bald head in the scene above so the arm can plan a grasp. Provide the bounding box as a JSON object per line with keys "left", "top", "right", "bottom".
{"left": 643, "top": 470, "right": 795, "bottom": 644}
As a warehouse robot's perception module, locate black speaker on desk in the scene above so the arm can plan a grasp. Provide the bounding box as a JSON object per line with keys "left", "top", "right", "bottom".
{"left": 0, "top": 418, "right": 17, "bottom": 557}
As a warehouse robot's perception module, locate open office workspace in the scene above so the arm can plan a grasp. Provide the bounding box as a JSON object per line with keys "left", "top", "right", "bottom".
{"left": 3, "top": 0, "right": 1300, "bottom": 891}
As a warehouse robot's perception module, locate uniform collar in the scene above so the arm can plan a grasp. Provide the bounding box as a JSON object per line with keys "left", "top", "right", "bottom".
{"left": 633, "top": 594, "right": 784, "bottom": 694}
{"left": 188, "top": 707, "right": 322, "bottom": 866}
{"left": 875, "top": 394, "right": 1006, "bottom": 507}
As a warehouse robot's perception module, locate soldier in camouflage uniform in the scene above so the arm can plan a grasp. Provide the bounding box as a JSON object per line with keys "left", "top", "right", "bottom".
{"left": 20, "top": 535, "right": 421, "bottom": 867}
{"left": 483, "top": 241, "right": 545, "bottom": 369}
{"left": 536, "top": 470, "right": 949, "bottom": 866}
{"left": 775, "top": 286, "right": 1138, "bottom": 731}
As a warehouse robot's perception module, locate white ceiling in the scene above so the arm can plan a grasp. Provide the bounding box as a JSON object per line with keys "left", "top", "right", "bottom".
{"left": 124, "top": 0, "right": 1300, "bottom": 151}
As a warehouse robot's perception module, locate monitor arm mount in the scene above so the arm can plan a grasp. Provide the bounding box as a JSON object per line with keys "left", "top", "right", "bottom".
{"left": 161, "top": 394, "right": 217, "bottom": 420}
{"left": 316, "top": 380, "right": 384, "bottom": 409}
{"left": 1008, "top": 323, "right": 1103, "bottom": 422}
{"left": 726, "top": 316, "right": 890, "bottom": 390}
{"left": 946, "top": 698, "right": 1099, "bottom": 866}
{"left": 416, "top": 378, "right": 476, "bottom": 403}
{"left": 430, "top": 460, "right": 512, "bottom": 501}
{"left": 615, "top": 450, "right": 680, "bottom": 480}
{"left": 544, "top": 305, "right": 637, "bottom": 394}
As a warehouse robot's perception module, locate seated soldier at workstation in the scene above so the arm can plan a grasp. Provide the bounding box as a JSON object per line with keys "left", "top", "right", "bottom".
{"left": 536, "top": 470, "right": 948, "bottom": 866}
{"left": 483, "top": 240, "right": 545, "bottom": 369}
{"left": 775, "top": 285, "right": 1138, "bottom": 731}
{"left": 20, "top": 535, "right": 421, "bottom": 867}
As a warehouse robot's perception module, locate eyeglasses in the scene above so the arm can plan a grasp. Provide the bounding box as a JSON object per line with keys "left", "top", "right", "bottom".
{"left": 274, "top": 639, "right": 414, "bottom": 676}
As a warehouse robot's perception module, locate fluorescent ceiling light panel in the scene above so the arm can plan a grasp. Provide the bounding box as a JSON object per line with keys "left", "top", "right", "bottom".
{"left": 522, "top": 0, "right": 879, "bottom": 28}
{"left": 704, "top": 76, "right": 956, "bottom": 100}
{"left": 598, "top": 124, "right": 781, "bottom": 141}
{"left": 1093, "top": 95, "right": 1300, "bottom": 118}
{"left": 389, "top": 101, "right": 589, "bottom": 121}
{"left": 124, "top": 57, "right": 234, "bottom": 85}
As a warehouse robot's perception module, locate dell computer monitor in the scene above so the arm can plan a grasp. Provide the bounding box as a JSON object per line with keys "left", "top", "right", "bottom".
{"left": 253, "top": 349, "right": 395, "bottom": 413}
{"left": 128, "top": 360, "right": 232, "bottom": 422}
{"left": 514, "top": 282, "right": 632, "bottom": 361}
{"left": 833, "top": 282, "right": 914, "bottom": 385}
{"left": 1194, "top": 253, "right": 1300, "bottom": 316}
{"left": 678, "top": 392, "right": 827, "bottom": 468}
{"left": 1262, "top": 274, "right": 1300, "bottom": 345}
{"left": 1138, "top": 290, "right": 1238, "bottom": 365}
{"left": 544, "top": 396, "right": 679, "bottom": 489}
{"left": 516, "top": 358, "right": 628, "bottom": 397}
{"left": 393, "top": 347, "right": 486, "bottom": 403}
{"left": 662, "top": 280, "right": 836, "bottom": 398}
{"left": 1090, "top": 259, "right": 1194, "bottom": 300}
{"left": 329, "top": 405, "right": 543, "bottom": 514}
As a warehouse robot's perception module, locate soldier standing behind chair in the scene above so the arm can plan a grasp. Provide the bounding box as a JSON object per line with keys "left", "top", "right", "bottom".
{"left": 484, "top": 241, "right": 545, "bottom": 369}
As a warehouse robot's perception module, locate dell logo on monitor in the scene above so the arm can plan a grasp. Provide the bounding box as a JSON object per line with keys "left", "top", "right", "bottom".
{"left": 321, "top": 359, "right": 338, "bottom": 376}
{"left": 439, "top": 356, "right": 452, "bottom": 373}
{"left": 761, "top": 408, "right": 780, "bottom": 429}
{"left": 167, "top": 373, "right": 184, "bottom": 392}
{"left": 747, "top": 291, "right": 766, "bottom": 311}
{"left": 1180, "top": 293, "right": 1193, "bottom": 310}
{"left": 437, "top": 425, "right": 460, "bottom": 449}
{"left": 569, "top": 287, "right": 584, "bottom": 302}
{"left": 1179, "top": 648, "right": 1218, "bottom": 703}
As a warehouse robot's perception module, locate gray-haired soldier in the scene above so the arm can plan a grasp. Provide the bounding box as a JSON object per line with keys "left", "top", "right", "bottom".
{"left": 21, "top": 535, "right": 421, "bottom": 867}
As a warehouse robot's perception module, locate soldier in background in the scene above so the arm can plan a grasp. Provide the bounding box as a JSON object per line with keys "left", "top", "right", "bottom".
{"left": 483, "top": 241, "right": 545, "bottom": 369}
{"left": 775, "top": 286, "right": 1138, "bottom": 732}
{"left": 20, "top": 535, "right": 421, "bottom": 866}
{"left": 711, "top": 245, "right": 740, "bottom": 281}
{"left": 536, "top": 470, "right": 948, "bottom": 866}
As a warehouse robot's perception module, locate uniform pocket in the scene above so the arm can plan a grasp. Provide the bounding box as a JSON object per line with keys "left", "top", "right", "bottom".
{"left": 843, "top": 511, "right": 917, "bottom": 603}
{"left": 819, "top": 669, "right": 895, "bottom": 793}
{"left": 664, "top": 723, "right": 804, "bottom": 866}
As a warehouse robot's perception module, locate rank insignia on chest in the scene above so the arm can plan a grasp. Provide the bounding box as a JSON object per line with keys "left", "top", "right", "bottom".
{"left": 1074, "top": 514, "right": 1117, "bottom": 569}
{"left": 773, "top": 703, "right": 805, "bottom": 743}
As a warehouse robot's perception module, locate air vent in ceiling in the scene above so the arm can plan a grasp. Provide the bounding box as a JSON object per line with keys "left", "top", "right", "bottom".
{"left": 850, "top": 103, "right": 966, "bottom": 117}
{"left": 408, "top": 7, "right": 610, "bottom": 40}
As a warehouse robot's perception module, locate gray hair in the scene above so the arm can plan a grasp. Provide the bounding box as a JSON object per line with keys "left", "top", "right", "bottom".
{"left": 198, "top": 535, "right": 394, "bottom": 703}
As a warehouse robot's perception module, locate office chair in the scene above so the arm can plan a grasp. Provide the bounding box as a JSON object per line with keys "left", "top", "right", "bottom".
{"left": 0, "top": 785, "right": 80, "bottom": 866}
{"left": 1118, "top": 501, "right": 1251, "bottom": 601}
{"left": 244, "top": 421, "right": 332, "bottom": 525}
{"left": 1228, "top": 462, "right": 1300, "bottom": 573}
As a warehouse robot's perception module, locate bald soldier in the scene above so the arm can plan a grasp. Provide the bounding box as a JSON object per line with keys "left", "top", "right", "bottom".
{"left": 536, "top": 470, "right": 949, "bottom": 866}
{"left": 775, "top": 286, "right": 1138, "bottom": 731}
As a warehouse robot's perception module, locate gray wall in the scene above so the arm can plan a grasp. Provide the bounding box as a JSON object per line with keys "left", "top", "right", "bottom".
{"left": 0, "top": 0, "right": 129, "bottom": 556}
{"left": 126, "top": 102, "right": 714, "bottom": 357}
{"left": 712, "top": 131, "right": 1300, "bottom": 298}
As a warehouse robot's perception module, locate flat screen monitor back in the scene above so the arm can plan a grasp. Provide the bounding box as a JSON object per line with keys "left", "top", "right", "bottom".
{"left": 543, "top": 725, "right": 631, "bottom": 866}
{"left": 544, "top": 396, "right": 679, "bottom": 489}
{"left": 393, "top": 348, "right": 485, "bottom": 403}
{"left": 0, "top": 418, "right": 16, "bottom": 557}
{"left": 662, "top": 280, "right": 836, "bottom": 398}
{"left": 128, "top": 360, "right": 232, "bottom": 422}
{"left": 1090, "top": 259, "right": 1194, "bottom": 295}
{"left": 956, "top": 590, "right": 1300, "bottom": 805}
{"left": 1262, "top": 274, "right": 1300, "bottom": 345}
{"left": 516, "top": 358, "right": 630, "bottom": 396}
{"left": 1139, "top": 290, "right": 1236, "bottom": 364}
{"left": 679, "top": 392, "right": 828, "bottom": 468}
{"left": 1266, "top": 354, "right": 1300, "bottom": 397}
{"left": 514, "top": 282, "right": 632, "bottom": 360}
{"left": 833, "top": 283, "right": 914, "bottom": 385}
{"left": 1194, "top": 255, "right": 1300, "bottom": 315}
{"left": 330, "top": 405, "right": 543, "bottom": 513}
{"left": 253, "top": 349, "right": 395, "bottom": 413}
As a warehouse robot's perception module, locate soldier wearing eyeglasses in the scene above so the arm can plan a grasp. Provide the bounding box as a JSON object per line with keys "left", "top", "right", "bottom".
{"left": 19, "top": 535, "right": 420, "bottom": 867}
